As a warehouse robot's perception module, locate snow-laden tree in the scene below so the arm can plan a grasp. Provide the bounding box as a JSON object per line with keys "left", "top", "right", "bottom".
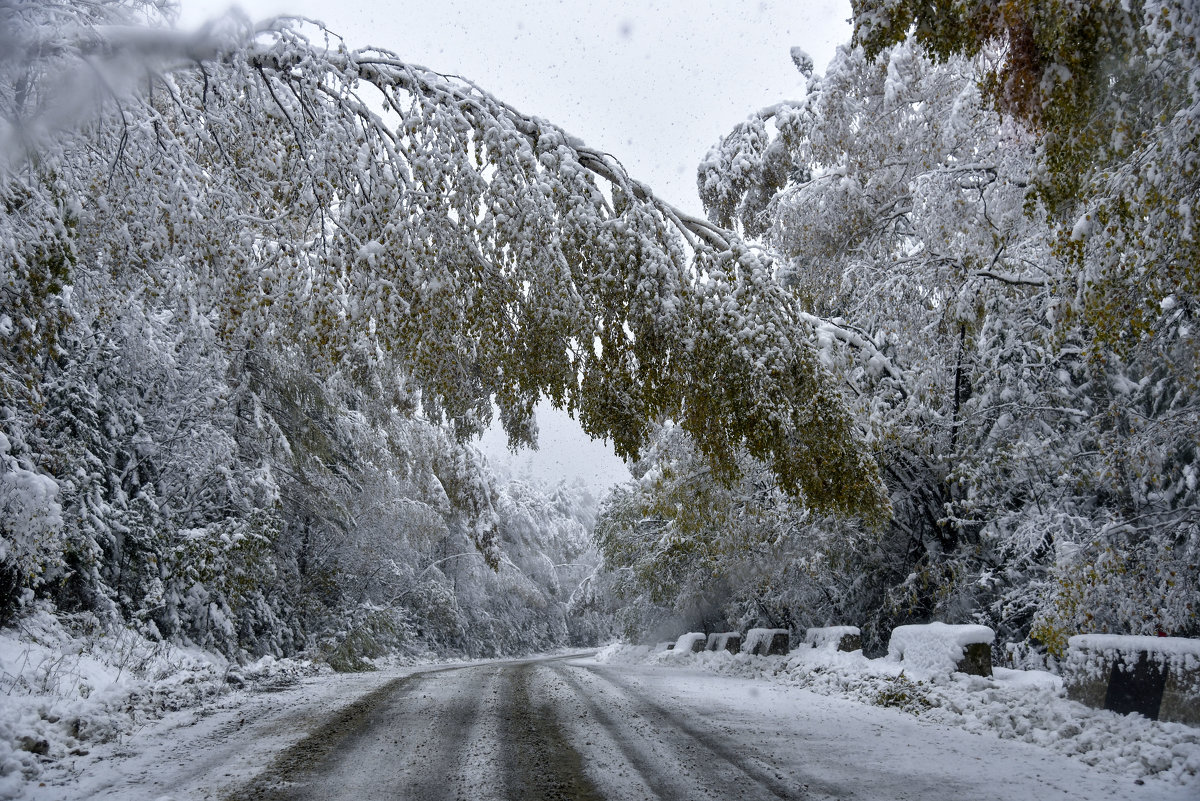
{"left": 599, "top": 20, "right": 1197, "bottom": 651}
{"left": 2, "top": 0, "right": 886, "bottom": 518}
{"left": 845, "top": 0, "right": 1199, "bottom": 651}
{"left": 594, "top": 420, "right": 895, "bottom": 644}
{"left": 677, "top": 39, "right": 1072, "bottom": 644}
{"left": 0, "top": 0, "right": 891, "bottom": 657}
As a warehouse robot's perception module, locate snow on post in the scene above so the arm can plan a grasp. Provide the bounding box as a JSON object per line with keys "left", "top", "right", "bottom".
{"left": 705, "top": 632, "right": 742, "bottom": 654}
{"left": 742, "top": 628, "right": 790, "bottom": 656}
{"left": 886, "top": 623, "right": 994, "bottom": 676}
{"left": 673, "top": 633, "right": 707, "bottom": 654}
{"left": 1064, "top": 635, "right": 1200, "bottom": 724}
{"left": 803, "top": 626, "right": 862, "bottom": 653}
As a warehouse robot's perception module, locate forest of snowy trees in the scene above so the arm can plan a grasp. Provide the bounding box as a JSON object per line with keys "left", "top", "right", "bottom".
{"left": 1, "top": 0, "right": 1197, "bottom": 670}
{"left": 595, "top": 0, "right": 1200, "bottom": 658}
{"left": 0, "top": 0, "right": 640, "bottom": 661}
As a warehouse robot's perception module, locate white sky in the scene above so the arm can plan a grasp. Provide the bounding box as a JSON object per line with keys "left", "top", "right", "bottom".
{"left": 179, "top": 0, "right": 853, "bottom": 491}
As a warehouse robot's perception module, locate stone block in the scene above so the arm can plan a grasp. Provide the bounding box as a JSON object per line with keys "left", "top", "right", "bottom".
{"left": 1105, "top": 651, "right": 1166, "bottom": 720}
{"left": 1064, "top": 664, "right": 1110, "bottom": 710}
{"left": 1065, "top": 635, "right": 1200, "bottom": 725}
{"left": 955, "top": 642, "right": 993, "bottom": 677}
{"left": 804, "top": 625, "right": 861, "bottom": 652}
{"left": 1160, "top": 661, "right": 1200, "bottom": 725}
{"left": 887, "top": 623, "right": 994, "bottom": 675}
{"left": 836, "top": 632, "right": 862, "bottom": 652}
{"left": 672, "top": 632, "right": 706, "bottom": 653}
{"left": 706, "top": 632, "right": 741, "bottom": 653}
{"left": 744, "top": 628, "right": 790, "bottom": 656}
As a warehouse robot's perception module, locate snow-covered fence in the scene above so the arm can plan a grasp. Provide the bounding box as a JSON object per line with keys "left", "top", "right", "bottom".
{"left": 886, "top": 623, "right": 994, "bottom": 676}
{"left": 1064, "top": 635, "right": 1200, "bottom": 724}
{"left": 803, "top": 626, "right": 861, "bottom": 652}
{"left": 742, "top": 628, "right": 789, "bottom": 656}
{"left": 672, "top": 633, "right": 708, "bottom": 654}
{"left": 706, "top": 632, "right": 742, "bottom": 654}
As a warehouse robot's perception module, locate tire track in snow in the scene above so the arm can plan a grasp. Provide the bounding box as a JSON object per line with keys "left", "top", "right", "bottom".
{"left": 382, "top": 666, "right": 493, "bottom": 801}
{"left": 498, "top": 662, "right": 604, "bottom": 801}
{"left": 549, "top": 660, "right": 716, "bottom": 799}
{"left": 560, "top": 662, "right": 815, "bottom": 800}
{"left": 223, "top": 664, "right": 487, "bottom": 800}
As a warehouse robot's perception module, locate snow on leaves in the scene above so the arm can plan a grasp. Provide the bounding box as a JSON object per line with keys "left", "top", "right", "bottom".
{"left": 607, "top": 18, "right": 1198, "bottom": 647}
{"left": 3, "top": 4, "right": 886, "bottom": 520}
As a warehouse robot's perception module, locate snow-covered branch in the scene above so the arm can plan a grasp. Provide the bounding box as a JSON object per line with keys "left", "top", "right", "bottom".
{"left": 797, "top": 311, "right": 908, "bottom": 395}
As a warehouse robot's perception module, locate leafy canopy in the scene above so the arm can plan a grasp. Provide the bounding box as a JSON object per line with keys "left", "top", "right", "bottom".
{"left": 1, "top": 1, "right": 888, "bottom": 521}
{"left": 850, "top": 0, "right": 1200, "bottom": 351}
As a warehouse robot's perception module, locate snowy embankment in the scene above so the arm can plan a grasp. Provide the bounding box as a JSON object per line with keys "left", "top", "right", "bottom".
{"left": 596, "top": 642, "right": 1200, "bottom": 788}
{"left": 0, "top": 610, "right": 322, "bottom": 799}
{"left": 0, "top": 610, "right": 588, "bottom": 800}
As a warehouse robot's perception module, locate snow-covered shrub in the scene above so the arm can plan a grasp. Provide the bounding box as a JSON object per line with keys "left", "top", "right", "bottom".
{"left": 323, "top": 608, "right": 411, "bottom": 673}
{"left": 1032, "top": 521, "right": 1200, "bottom": 658}
{"left": 0, "top": 609, "right": 232, "bottom": 791}
{"left": 0, "top": 432, "right": 65, "bottom": 611}
{"left": 872, "top": 672, "right": 935, "bottom": 713}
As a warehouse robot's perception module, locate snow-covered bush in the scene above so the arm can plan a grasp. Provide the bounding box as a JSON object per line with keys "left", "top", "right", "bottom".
{"left": 0, "top": 608, "right": 318, "bottom": 793}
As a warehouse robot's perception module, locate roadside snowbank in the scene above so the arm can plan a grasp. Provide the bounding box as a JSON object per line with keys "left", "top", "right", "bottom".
{"left": 0, "top": 609, "right": 595, "bottom": 800}
{"left": 0, "top": 610, "right": 318, "bottom": 800}
{"left": 596, "top": 642, "right": 1200, "bottom": 787}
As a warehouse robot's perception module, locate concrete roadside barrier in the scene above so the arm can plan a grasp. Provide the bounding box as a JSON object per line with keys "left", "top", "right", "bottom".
{"left": 672, "top": 632, "right": 707, "bottom": 654}
{"left": 887, "top": 622, "right": 995, "bottom": 677}
{"left": 803, "top": 625, "right": 862, "bottom": 653}
{"left": 1064, "top": 634, "right": 1200, "bottom": 724}
{"left": 743, "top": 628, "right": 790, "bottom": 656}
{"left": 705, "top": 632, "right": 742, "bottom": 654}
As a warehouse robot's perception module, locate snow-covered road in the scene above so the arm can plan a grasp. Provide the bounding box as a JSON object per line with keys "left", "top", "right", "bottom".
{"left": 26, "top": 654, "right": 1193, "bottom": 801}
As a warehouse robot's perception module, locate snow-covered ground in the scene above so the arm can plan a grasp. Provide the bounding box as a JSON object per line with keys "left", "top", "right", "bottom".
{"left": 0, "top": 610, "right": 488, "bottom": 800}
{"left": 13, "top": 660, "right": 411, "bottom": 800}
{"left": 561, "top": 659, "right": 1196, "bottom": 801}
{"left": 0, "top": 609, "right": 334, "bottom": 799}
{"left": 3, "top": 616, "right": 1197, "bottom": 800}
{"left": 21, "top": 652, "right": 1193, "bottom": 801}
{"left": 597, "top": 642, "right": 1200, "bottom": 791}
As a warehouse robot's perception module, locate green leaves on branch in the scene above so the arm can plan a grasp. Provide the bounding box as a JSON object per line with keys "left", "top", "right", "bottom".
{"left": 850, "top": 1, "right": 1200, "bottom": 353}
{"left": 851, "top": 0, "right": 1140, "bottom": 135}
{"left": 5, "top": 13, "right": 888, "bottom": 522}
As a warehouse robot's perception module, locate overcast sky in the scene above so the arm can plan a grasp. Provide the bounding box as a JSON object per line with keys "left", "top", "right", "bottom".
{"left": 179, "top": 0, "right": 854, "bottom": 491}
